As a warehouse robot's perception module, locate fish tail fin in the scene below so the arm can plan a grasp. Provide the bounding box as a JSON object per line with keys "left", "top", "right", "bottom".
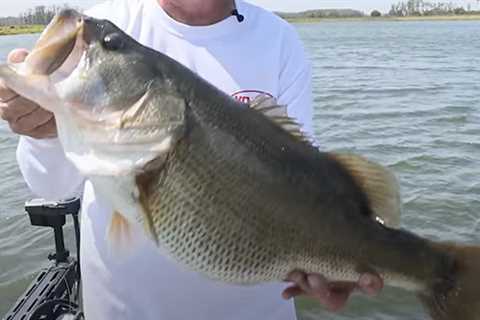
{"left": 419, "top": 243, "right": 480, "bottom": 320}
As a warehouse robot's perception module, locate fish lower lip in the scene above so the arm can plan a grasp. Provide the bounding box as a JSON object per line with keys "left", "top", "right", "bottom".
{"left": 25, "top": 10, "right": 85, "bottom": 76}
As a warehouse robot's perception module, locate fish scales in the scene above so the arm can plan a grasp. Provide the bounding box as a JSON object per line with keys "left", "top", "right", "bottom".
{"left": 135, "top": 96, "right": 382, "bottom": 284}
{"left": 138, "top": 119, "right": 417, "bottom": 287}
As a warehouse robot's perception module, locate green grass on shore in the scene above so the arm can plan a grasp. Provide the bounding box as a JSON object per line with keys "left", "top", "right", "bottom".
{"left": 0, "top": 25, "right": 44, "bottom": 36}
{"left": 284, "top": 14, "right": 480, "bottom": 23}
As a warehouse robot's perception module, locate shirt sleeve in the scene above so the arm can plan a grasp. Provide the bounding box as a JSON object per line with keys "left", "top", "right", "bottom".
{"left": 16, "top": 137, "right": 85, "bottom": 200}
{"left": 276, "top": 24, "right": 315, "bottom": 140}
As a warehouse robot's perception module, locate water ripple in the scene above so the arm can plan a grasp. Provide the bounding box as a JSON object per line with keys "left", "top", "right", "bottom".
{"left": 299, "top": 20, "right": 480, "bottom": 320}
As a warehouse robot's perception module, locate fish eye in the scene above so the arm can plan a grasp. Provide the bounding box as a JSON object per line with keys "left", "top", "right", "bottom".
{"left": 102, "top": 33, "right": 124, "bottom": 51}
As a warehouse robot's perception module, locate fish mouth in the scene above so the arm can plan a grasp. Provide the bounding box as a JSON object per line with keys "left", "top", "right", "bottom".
{"left": 24, "top": 9, "right": 89, "bottom": 76}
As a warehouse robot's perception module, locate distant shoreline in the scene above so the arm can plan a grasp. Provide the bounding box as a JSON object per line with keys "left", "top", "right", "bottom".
{"left": 1, "top": 14, "right": 479, "bottom": 36}
{"left": 0, "top": 25, "right": 43, "bottom": 36}
{"left": 284, "top": 14, "right": 480, "bottom": 23}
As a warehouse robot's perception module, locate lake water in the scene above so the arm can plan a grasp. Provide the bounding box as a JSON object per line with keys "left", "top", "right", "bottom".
{"left": 0, "top": 20, "right": 479, "bottom": 320}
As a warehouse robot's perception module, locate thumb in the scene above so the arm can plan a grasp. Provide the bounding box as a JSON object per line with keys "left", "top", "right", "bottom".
{"left": 7, "top": 48, "right": 30, "bottom": 64}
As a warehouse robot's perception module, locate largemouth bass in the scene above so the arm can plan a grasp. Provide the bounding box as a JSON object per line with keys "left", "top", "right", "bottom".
{"left": 1, "top": 10, "right": 479, "bottom": 320}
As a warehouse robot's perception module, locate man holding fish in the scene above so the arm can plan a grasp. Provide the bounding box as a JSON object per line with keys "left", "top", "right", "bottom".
{"left": 0, "top": 0, "right": 383, "bottom": 319}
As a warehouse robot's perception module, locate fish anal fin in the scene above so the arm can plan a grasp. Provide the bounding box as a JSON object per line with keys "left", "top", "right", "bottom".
{"left": 333, "top": 153, "right": 402, "bottom": 228}
{"left": 248, "top": 94, "right": 312, "bottom": 143}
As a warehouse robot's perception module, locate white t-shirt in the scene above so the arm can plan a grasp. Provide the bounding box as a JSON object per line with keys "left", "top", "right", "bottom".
{"left": 16, "top": 0, "right": 313, "bottom": 319}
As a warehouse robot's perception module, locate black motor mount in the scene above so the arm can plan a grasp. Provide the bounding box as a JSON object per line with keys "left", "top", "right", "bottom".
{"left": 2, "top": 198, "right": 83, "bottom": 320}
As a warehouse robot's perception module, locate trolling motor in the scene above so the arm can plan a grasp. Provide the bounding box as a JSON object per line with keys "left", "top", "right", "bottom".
{"left": 2, "top": 198, "right": 84, "bottom": 320}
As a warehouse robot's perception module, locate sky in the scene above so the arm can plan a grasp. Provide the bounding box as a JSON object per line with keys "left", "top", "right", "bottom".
{"left": 1, "top": 0, "right": 479, "bottom": 17}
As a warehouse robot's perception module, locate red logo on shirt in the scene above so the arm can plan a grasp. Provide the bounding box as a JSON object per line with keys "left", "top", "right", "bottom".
{"left": 231, "top": 90, "right": 274, "bottom": 104}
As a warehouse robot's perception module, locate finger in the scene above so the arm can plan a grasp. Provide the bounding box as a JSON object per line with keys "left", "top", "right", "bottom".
{"left": 0, "top": 97, "right": 40, "bottom": 121}
{"left": 7, "top": 48, "right": 29, "bottom": 64}
{"left": 328, "top": 281, "right": 357, "bottom": 294}
{"left": 10, "top": 108, "right": 54, "bottom": 135}
{"left": 285, "top": 271, "right": 311, "bottom": 293}
{"left": 0, "top": 103, "right": 15, "bottom": 121}
{"left": 282, "top": 285, "right": 305, "bottom": 300}
{"left": 357, "top": 273, "right": 383, "bottom": 296}
{"left": 309, "top": 278, "right": 355, "bottom": 312}
{"left": 28, "top": 117, "right": 57, "bottom": 139}
{"left": 321, "top": 286, "right": 353, "bottom": 312}
{"left": 306, "top": 274, "right": 330, "bottom": 297}
{"left": 0, "top": 85, "right": 19, "bottom": 102}
{"left": 0, "top": 93, "right": 20, "bottom": 104}
{"left": 0, "top": 49, "right": 29, "bottom": 99}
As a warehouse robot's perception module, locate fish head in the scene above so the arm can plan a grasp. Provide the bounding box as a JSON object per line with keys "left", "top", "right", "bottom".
{"left": 0, "top": 9, "right": 185, "bottom": 177}
{"left": 21, "top": 9, "right": 158, "bottom": 119}
{"left": 1, "top": 10, "right": 189, "bottom": 238}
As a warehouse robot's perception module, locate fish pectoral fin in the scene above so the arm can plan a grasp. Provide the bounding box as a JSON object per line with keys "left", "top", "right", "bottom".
{"left": 333, "top": 153, "right": 402, "bottom": 228}
{"left": 119, "top": 87, "right": 153, "bottom": 128}
{"left": 107, "top": 211, "right": 134, "bottom": 255}
{"left": 248, "top": 94, "right": 312, "bottom": 143}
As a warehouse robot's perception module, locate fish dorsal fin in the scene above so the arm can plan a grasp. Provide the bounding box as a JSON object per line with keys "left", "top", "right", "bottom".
{"left": 248, "top": 94, "right": 311, "bottom": 142}
{"left": 333, "top": 153, "right": 402, "bottom": 228}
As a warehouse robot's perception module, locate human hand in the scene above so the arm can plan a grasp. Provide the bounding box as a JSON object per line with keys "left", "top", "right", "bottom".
{"left": 283, "top": 271, "right": 383, "bottom": 312}
{"left": 0, "top": 48, "right": 57, "bottom": 139}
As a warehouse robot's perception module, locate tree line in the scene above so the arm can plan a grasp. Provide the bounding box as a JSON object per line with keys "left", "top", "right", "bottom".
{"left": 278, "top": 9, "right": 364, "bottom": 19}
{"left": 389, "top": 0, "right": 480, "bottom": 16}
{"left": 0, "top": 5, "right": 78, "bottom": 26}
{"left": 2, "top": 2, "right": 480, "bottom": 26}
